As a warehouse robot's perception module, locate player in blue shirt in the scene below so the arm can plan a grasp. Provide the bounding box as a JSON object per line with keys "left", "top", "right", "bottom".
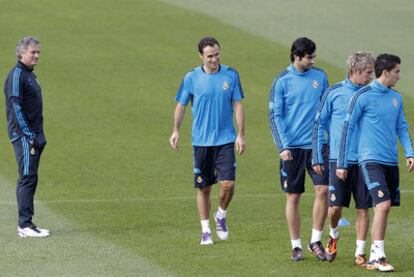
{"left": 3, "top": 37, "right": 49, "bottom": 238}
{"left": 269, "top": 37, "right": 329, "bottom": 261}
{"left": 312, "top": 52, "right": 375, "bottom": 265}
{"left": 337, "top": 54, "right": 414, "bottom": 272}
{"left": 169, "top": 37, "right": 245, "bottom": 245}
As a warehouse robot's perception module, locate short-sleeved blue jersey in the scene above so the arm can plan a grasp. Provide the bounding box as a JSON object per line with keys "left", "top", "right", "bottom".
{"left": 176, "top": 64, "right": 244, "bottom": 146}
{"left": 269, "top": 64, "right": 328, "bottom": 151}
{"left": 312, "top": 79, "right": 362, "bottom": 165}
{"left": 338, "top": 80, "right": 414, "bottom": 168}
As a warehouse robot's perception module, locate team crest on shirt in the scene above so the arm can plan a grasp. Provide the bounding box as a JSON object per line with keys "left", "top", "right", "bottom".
{"left": 197, "top": 176, "right": 203, "bottom": 184}
{"left": 331, "top": 194, "right": 336, "bottom": 202}
{"left": 312, "top": 80, "right": 319, "bottom": 89}
{"left": 392, "top": 98, "right": 398, "bottom": 108}
{"left": 283, "top": 180, "right": 288, "bottom": 189}
{"left": 378, "top": 190, "right": 384, "bottom": 198}
{"left": 223, "top": 81, "right": 229, "bottom": 90}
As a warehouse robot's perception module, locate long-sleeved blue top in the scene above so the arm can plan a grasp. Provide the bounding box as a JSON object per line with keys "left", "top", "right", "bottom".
{"left": 269, "top": 64, "right": 328, "bottom": 151}
{"left": 337, "top": 80, "right": 414, "bottom": 168}
{"left": 4, "top": 61, "right": 46, "bottom": 146}
{"left": 312, "top": 78, "right": 362, "bottom": 165}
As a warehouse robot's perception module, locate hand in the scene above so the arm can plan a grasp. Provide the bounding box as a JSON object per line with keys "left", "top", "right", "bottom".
{"left": 336, "top": 168, "right": 348, "bottom": 181}
{"left": 169, "top": 131, "right": 179, "bottom": 150}
{"left": 407, "top": 157, "right": 414, "bottom": 172}
{"left": 313, "top": 164, "right": 325, "bottom": 176}
{"left": 279, "top": 150, "right": 293, "bottom": 161}
{"left": 235, "top": 134, "right": 246, "bottom": 155}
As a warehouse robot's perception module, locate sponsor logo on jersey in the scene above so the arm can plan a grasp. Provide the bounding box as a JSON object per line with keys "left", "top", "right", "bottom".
{"left": 223, "top": 81, "right": 229, "bottom": 90}
{"left": 312, "top": 80, "right": 319, "bottom": 89}
{"left": 331, "top": 194, "right": 336, "bottom": 202}
{"left": 197, "top": 176, "right": 203, "bottom": 184}
{"left": 30, "top": 147, "right": 36, "bottom": 155}
{"left": 393, "top": 98, "right": 398, "bottom": 108}
{"left": 378, "top": 190, "right": 384, "bottom": 198}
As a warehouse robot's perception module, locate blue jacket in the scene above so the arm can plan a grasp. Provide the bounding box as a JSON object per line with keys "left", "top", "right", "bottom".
{"left": 3, "top": 61, "right": 46, "bottom": 146}
{"left": 312, "top": 79, "right": 362, "bottom": 165}
{"left": 269, "top": 64, "right": 328, "bottom": 151}
{"left": 338, "top": 80, "right": 414, "bottom": 168}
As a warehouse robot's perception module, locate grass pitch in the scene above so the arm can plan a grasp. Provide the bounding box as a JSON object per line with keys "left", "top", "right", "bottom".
{"left": 0, "top": 0, "right": 413, "bottom": 276}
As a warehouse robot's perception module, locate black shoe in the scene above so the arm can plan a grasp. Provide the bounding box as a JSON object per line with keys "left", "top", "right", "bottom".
{"left": 308, "top": 241, "right": 326, "bottom": 261}
{"left": 291, "top": 247, "right": 303, "bottom": 261}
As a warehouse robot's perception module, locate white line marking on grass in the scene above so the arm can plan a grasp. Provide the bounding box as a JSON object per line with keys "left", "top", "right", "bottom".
{"left": 0, "top": 176, "right": 176, "bottom": 276}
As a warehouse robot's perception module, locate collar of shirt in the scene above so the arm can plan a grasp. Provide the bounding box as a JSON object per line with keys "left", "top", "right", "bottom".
{"left": 371, "top": 79, "right": 391, "bottom": 93}
{"left": 343, "top": 78, "right": 362, "bottom": 91}
{"left": 288, "top": 63, "right": 311, "bottom": 76}
{"left": 17, "top": 61, "right": 34, "bottom": 72}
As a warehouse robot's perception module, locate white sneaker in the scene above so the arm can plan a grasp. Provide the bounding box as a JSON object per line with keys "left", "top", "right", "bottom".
{"left": 200, "top": 232, "right": 213, "bottom": 245}
{"left": 214, "top": 212, "right": 228, "bottom": 241}
{"left": 17, "top": 225, "right": 50, "bottom": 238}
{"left": 17, "top": 224, "right": 50, "bottom": 233}
{"left": 374, "top": 257, "right": 394, "bottom": 272}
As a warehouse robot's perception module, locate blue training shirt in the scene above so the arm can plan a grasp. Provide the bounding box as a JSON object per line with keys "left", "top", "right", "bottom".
{"left": 269, "top": 64, "right": 329, "bottom": 151}
{"left": 312, "top": 78, "right": 362, "bottom": 165}
{"left": 4, "top": 61, "right": 46, "bottom": 146}
{"left": 338, "top": 80, "right": 414, "bottom": 168}
{"left": 176, "top": 64, "right": 244, "bottom": 146}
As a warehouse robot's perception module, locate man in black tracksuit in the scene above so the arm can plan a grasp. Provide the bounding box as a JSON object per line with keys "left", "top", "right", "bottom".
{"left": 3, "top": 36, "right": 49, "bottom": 237}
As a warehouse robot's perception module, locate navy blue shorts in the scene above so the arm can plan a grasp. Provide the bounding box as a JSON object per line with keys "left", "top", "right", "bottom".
{"left": 279, "top": 146, "right": 329, "bottom": 193}
{"left": 193, "top": 143, "right": 236, "bottom": 189}
{"left": 329, "top": 162, "right": 372, "bottom": 209}
{"left": 360, "top": 162, "right": 400, "bottom": 206}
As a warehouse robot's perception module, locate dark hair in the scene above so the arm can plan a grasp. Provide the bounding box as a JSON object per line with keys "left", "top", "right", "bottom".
{"left": 375, "top": 54, "right": 401, "bottom": 78}
{"left": 290, "top": 37, "right": 316, "bottom": 62}
{"left": 198, "top": 37, "right": 220, "bottom": 54}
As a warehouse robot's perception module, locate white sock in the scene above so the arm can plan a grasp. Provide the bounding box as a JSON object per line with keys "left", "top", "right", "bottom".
{"left": 355, "top": 240, "right": 366, "bottom": 256}
{"left": 201, "top": 219, "right": 211, "bottom": 233}
{"left": 310, "top": 228, "right": 323, "bottom": 243}
{"left": 216, "top": 206, "right": 227, "bottom": 219}
{"left": 291, "top": 239, "right": 302, "bottom": 250}
{"left": 369, "top": 243, "right": 376, "bottom": 262}
{"left": 329, "top": 226, "right": 339, "bottom": 239}
{"left": 374, "top": 240, "right": 385, "bottom": 259}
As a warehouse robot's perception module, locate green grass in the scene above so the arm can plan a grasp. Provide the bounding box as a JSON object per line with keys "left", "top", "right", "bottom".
{"left": 160, "top": 0, "right": 414, "bottom": 95}
{"left": 0, "top": 0, "right": 413, "bottom": 276}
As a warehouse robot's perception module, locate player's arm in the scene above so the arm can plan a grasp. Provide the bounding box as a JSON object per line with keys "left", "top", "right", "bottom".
{"left": 322, "top": 73, "right": 329, "bottom": 93}
{"left": 337, "top": 93, "right": 363, "bottom": 180}
{"left": 312, "top": 90, "right": 332, "bottom": 175}
{"left": 169, "top": 103, "right": 186, "bottom": 150}
{"left": 6, "top": 70, "right": 35, "bottom": 142}
{"left": 395, "top": 100, "right": 414, "bottom": 171}
{"left": 169, "top": 73, "right": 192, "bottom": 150}
{"left": 269, "top": 79, "right": 291, "bottom": 160}
{"left": 234, "top": 101, "right": 245, "bottom": 155}
{"left": 230, "top": 69, "right": 246, "bottom": 155}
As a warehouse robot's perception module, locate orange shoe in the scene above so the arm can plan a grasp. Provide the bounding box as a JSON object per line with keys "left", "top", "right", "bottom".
{"left": 353, "top": 254, "right": 368, "bottom": 267}
{"left": 325, "top": 236, "right": 339, "bottom": 262}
